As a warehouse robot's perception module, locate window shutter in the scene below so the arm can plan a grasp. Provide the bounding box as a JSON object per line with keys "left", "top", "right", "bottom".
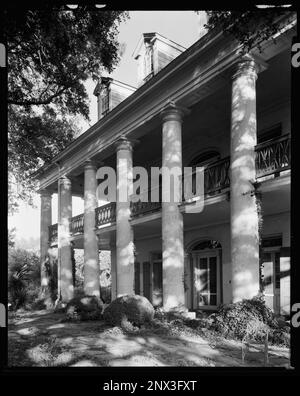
{"left": 143, "top": 261, "right": 151, "bottom": 301}
{"left": 134, "top": 262, "right": 140, "bottom": 295}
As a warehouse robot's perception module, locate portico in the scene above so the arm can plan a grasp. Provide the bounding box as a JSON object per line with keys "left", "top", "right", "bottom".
{"left": 36, "top": 19, "right": 293, "bottom": 314}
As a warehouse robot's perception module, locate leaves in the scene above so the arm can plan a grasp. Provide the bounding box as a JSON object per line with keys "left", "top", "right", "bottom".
{"left": 5, "top": 7, "right": 129, "bottom": 212}
{"left": 203, "top": 9, "right": 293, "bottom": 53}
{"left": 5, "top": 8, "right": 128, "bottom": 114}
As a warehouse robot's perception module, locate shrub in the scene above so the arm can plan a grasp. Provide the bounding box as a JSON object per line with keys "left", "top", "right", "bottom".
{"left": 103, "top": 295, "right": 154, "bottom": 328}
{"left": 209, "top": 295, "right": 289, "bottom": 346}
{"left": 8, "top": 248, "right": 40, "bottom": 310}
{"left": 65, "top": 294, "right": 103, "bottom": 321}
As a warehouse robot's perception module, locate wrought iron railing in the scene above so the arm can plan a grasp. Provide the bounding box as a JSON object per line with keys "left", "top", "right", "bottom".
{"left": 203, "top": 156, "right": 230, "bottom": 195}
{"left": 255, "top": 134, "right": 290, "bottom": 178}
{"left": 48, "top": 136, "right": 290, "bottom": 243}
{"left": 95, "top": 202, "right": 116, "bottom": 227}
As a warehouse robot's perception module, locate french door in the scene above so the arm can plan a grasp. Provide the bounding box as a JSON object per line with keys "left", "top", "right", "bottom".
{"left": 192, "top": 250, "right": 220, "bottom": 310}
{"left": 261, "top": 250, "right": 281, "bottom": 314}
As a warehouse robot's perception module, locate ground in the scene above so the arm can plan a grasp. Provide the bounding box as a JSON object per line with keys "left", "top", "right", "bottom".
{"left": 8, "top": 310, "right": 290, "bottom": 367}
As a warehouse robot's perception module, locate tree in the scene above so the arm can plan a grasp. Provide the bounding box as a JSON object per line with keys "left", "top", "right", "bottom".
{"left": 202, "top": 9, "right": 294, "bottom": 53}
{"left": 3, "top": 6, "right": 129, "bottom": 213}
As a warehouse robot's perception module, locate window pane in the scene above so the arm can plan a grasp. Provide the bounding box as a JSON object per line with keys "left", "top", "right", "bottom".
{"left": 262, "top": 253, "right": 273, "bottom": 293}
{"left": 210, "top": 294, "right": 217, "bottom": 306}
{"left": 198, "top": 294, "right": 208, "bottom": 306}
{"left": 199, "top": 258, "right": 208, "bottom": 293}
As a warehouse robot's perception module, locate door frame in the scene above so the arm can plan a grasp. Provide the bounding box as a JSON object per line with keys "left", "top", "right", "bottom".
{"left": 190, "top": 248, "right": 221, "bottom": 311}
{"left": 261, "top": 246, "right": 281, "bottom": 315}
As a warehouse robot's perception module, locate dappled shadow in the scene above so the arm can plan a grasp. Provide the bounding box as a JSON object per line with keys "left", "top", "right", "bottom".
{"left": 8, "top": 310, "right": 290, "bottom": 367}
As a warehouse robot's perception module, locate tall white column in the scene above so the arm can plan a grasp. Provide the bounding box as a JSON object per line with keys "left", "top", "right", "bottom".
{"left": 58, "top": 176, "right": 74, "bottom": 303}
{"left": 83, "top": 160, "right": 100, "bottom": 297}
{"left": 115, "top": 137, "right": 135, "bottom": 296}
{"left": 40, "top": 189, "right": 52, "bottom": 295}
{"left": 160, "top": 101, "right": 186, "bottom": 311}
{"left": 230, "top": 56, "right": 260, "bottom": 302}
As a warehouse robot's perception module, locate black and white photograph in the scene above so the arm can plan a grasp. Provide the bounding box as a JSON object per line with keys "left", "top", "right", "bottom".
{"left": 1, "top": 1, "right": 299, "bottom": 383}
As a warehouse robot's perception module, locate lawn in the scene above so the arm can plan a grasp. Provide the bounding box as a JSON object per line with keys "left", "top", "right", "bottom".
{"left": 8, "top": 309, "right": 290, "bottom": 367}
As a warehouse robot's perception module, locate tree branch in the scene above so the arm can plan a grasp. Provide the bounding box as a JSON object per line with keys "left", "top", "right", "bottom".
{"left": 8, "top": 86, "right": 68, "bottom": 106}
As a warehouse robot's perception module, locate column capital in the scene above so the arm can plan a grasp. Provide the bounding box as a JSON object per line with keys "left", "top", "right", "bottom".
{"left": 84, "top": 159, "right": 97, "bottom": 171}
{"left": 232, "top": 54, "right": 267, "bottom": 81}
{"left": 39, "top": 189, "right": 52, "bottom": 198}
{"left": 115, "top": 136, "right": 139, "bottom": 152}
{"left": 58, "top": 175, "right": 72, "bottom": 186}
{"left": 160, "top": 100, "right": 189, "bottom": 123}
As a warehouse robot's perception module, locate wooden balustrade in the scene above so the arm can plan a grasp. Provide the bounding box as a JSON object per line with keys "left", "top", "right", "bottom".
{"left": 70, "top": 214, "right": 84, "bottom": 235}
{"left": 95, "top": 202, "right": 116, "bottom": 227}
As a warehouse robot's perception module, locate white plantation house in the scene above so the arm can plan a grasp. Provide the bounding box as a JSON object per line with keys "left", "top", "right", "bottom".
{"left": 35, "top": 14, "right": 294, "bottom": 316}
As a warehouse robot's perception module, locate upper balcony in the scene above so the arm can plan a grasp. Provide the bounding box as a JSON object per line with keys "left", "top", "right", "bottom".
{"left": 49, "top": 134, "right": 290, "bottom": 245}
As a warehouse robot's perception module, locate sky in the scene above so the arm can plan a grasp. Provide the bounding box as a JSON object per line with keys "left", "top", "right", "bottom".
{"left": 8, "top": 10, "right": 203, "bottom": 250}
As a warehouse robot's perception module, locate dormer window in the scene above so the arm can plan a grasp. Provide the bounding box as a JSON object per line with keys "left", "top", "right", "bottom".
{"left": 100, "top": 85, "right": 110, "bottom": 117}
{"left": 133, "top": 33, "right": 186, "bottom": 87}
{"left": 144, "top": 44, "right": 153, "bottom": 81}
{"left": 93, "top": 77, "right": 136, "bottom": 121}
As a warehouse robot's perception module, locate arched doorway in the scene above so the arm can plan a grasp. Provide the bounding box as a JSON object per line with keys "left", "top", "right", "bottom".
{"left": 188, "top": 239, "right": 222, "bottom": 310}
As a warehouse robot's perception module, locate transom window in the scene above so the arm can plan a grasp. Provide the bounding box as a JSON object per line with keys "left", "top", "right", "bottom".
{"left": 192, "top": 240, "right": 221, "bottom": 251}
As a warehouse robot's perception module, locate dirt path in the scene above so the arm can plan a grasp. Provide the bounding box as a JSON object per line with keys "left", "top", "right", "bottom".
{"left": 8, "top": 310, "right": 290, "bottom": 367}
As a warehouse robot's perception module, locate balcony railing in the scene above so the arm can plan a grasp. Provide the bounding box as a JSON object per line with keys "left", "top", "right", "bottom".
{"left": 204, "top": 156, "right": 230, "bottom": 195}
{"left": 95, "top": 202, "right": 116, "bottom": 227}
{"left": 71, "top": 214, "right": 84, "bottom": 235}
{"left": 130, "top": 200, "right": 162, "bottom": 218}
{"left": 48, "top": 135, "right": 290, "bottom": 243}
{"left": 255, "top": 134, "right": 290, "bottom": 178}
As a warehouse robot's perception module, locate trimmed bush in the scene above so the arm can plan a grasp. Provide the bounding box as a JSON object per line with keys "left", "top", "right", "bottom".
{"left": 209, "top": 295, "right": 289, "bottom": 346}
{"left": 103, "top": 295, "right": 154, "bottom": 328}
{"left": 65, "top": 294, "right": 103, "bottom": 321}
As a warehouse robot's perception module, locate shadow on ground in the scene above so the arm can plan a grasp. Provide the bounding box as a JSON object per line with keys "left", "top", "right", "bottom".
{"left": 8, "top": 310, "right": 290, "bottom": 367}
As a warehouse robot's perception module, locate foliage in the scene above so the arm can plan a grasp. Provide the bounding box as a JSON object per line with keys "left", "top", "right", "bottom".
{"left": 4, "top": 7, "right": 129, "bottom": 212}
{"left": 8, "top": 228, "right": 16, "bottom": 248}
{"left": 103, "top": 295, "right": 154, "bottom": 328}
{"left": 8, "top": 248, "right": 40, "bottom": 309}
{"left": 73, "top": 249, "right": 112, "bottom": 303}
{"left": 65, "top": 292, "right": 103, "bottom": 321}
{"left": 209, "top": 295, "right": 289, "bottom": 346}
{"left": 203, "top": 9, "right": 294, "bottom": 53}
